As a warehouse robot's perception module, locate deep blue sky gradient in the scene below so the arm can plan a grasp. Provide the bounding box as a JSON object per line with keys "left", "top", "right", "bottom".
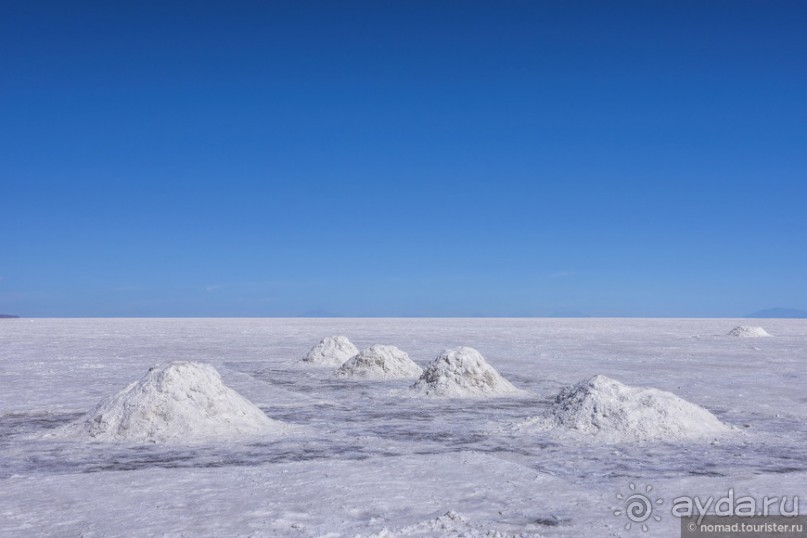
{"left": 2, "top": 1, "right": 806, "bottom": 316}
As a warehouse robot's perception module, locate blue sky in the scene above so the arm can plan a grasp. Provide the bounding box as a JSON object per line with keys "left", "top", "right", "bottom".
{"left": 1, "top": 1, "right": 805, "bottom": 317}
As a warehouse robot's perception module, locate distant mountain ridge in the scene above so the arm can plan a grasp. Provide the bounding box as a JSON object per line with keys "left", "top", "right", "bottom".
{"left": 0, "top": 314, "right": 20, "bottom": 319}
{"left": 746, "top": 308, "right": 807, "bottom": 319}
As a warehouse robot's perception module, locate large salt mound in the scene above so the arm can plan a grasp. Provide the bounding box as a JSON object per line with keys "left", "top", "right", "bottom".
{"left": 53, "top": 361, "right": 285, "bottom": 444}
{"left": 540, "top": 375, "right": 730, "bottom": 442}
{"left": 728, "top": 325, "right": 772, "bottom": 337}
{"left": 336, "top": 344, "right": 423, "bottom": 380}
{"left": 302, "top": 335, "right": 359, "bottom": 366}
{"left": 410, "top": 346, "right": 522, "bottom": 398}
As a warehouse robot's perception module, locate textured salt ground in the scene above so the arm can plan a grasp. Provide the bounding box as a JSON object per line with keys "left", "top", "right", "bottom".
{"left": 3, "top": 363, "right": 804, "bottom": 481}
{"left": 1, "top": 318, "right": 806, "bottom": 536}
{"left": 1, "top": 447, "right": 804, "bottom": 537}
{"left": 0, "top": 452, "right": 604, "bottom": 536}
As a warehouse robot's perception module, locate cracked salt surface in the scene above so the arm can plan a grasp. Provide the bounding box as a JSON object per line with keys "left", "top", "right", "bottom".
{"left": 1, "top": 318, "right": 806, "bottom": 536}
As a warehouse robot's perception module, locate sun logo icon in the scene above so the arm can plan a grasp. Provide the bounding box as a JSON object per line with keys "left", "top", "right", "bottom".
{"left": 613, "top": 482, "right": 664, "bottom": 532}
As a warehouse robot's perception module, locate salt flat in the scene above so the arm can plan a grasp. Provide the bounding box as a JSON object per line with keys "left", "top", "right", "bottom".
{"left": 1, "top": 318, "right": 805, "bottom": 536}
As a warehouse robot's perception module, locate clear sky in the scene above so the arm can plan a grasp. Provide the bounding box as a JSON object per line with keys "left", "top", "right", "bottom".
{"left": 1, "top": 1, "right": 805, "bottom": 317}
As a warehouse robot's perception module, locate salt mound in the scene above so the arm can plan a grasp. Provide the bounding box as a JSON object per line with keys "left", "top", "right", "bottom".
{"left": 336, "top": 344, "right": 423, "bottom": 380}
{"left": 54, "top": 361, "right": 284, "bottom": 444}
{"left": 728, "top": 326, "right": 771, "bottom": 337}
{"left": 541, "top": 375, "right": 730, "bottom": 442}
{"left": 302, "top": 335, "right": 359, "bottom": 366}
{"left": 410, "top": 346, "right": 522, "bottom": 397}
{"left": 362, "top": 511, "right": 489, "bottom": 538}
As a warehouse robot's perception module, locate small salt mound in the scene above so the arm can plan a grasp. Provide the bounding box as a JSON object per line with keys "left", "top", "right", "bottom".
{"left": 541, "top": 375, "right": 730, "bottom": 442}
{"left": 302, "top": 335, "right": 359, "bottom": 366}
{"left": 336, "top": 344, "right": 423, "bottom": 380}
{"left": 410, "top": 346, "right": 522, "bottom": 398}
{"left": 361, "top": 511, "right": 485, "bottom": 538}
{"left": 54, "top": 361, "right": 284, "bottom": 444}
{"left": 728, "top": 326, "right": 772, "bottom": 337}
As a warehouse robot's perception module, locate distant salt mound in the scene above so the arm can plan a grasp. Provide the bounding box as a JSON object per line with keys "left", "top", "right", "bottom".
{"left": 302, "top": 335, "right": 359, "bottom": 366}
{"left": 538, "top": 375, "right": 730, "bottom": 442}
{"left": 728, "top": 326, "right": 771, "bottom": 338}
{"left": 54, "top": 361, "right": 284, "bottom": 444}
{"left": 336, "top": 344, "right": 423, "bottom": 380}
{"left": 410, "top": 347, "right": 522, "bottom": 398}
